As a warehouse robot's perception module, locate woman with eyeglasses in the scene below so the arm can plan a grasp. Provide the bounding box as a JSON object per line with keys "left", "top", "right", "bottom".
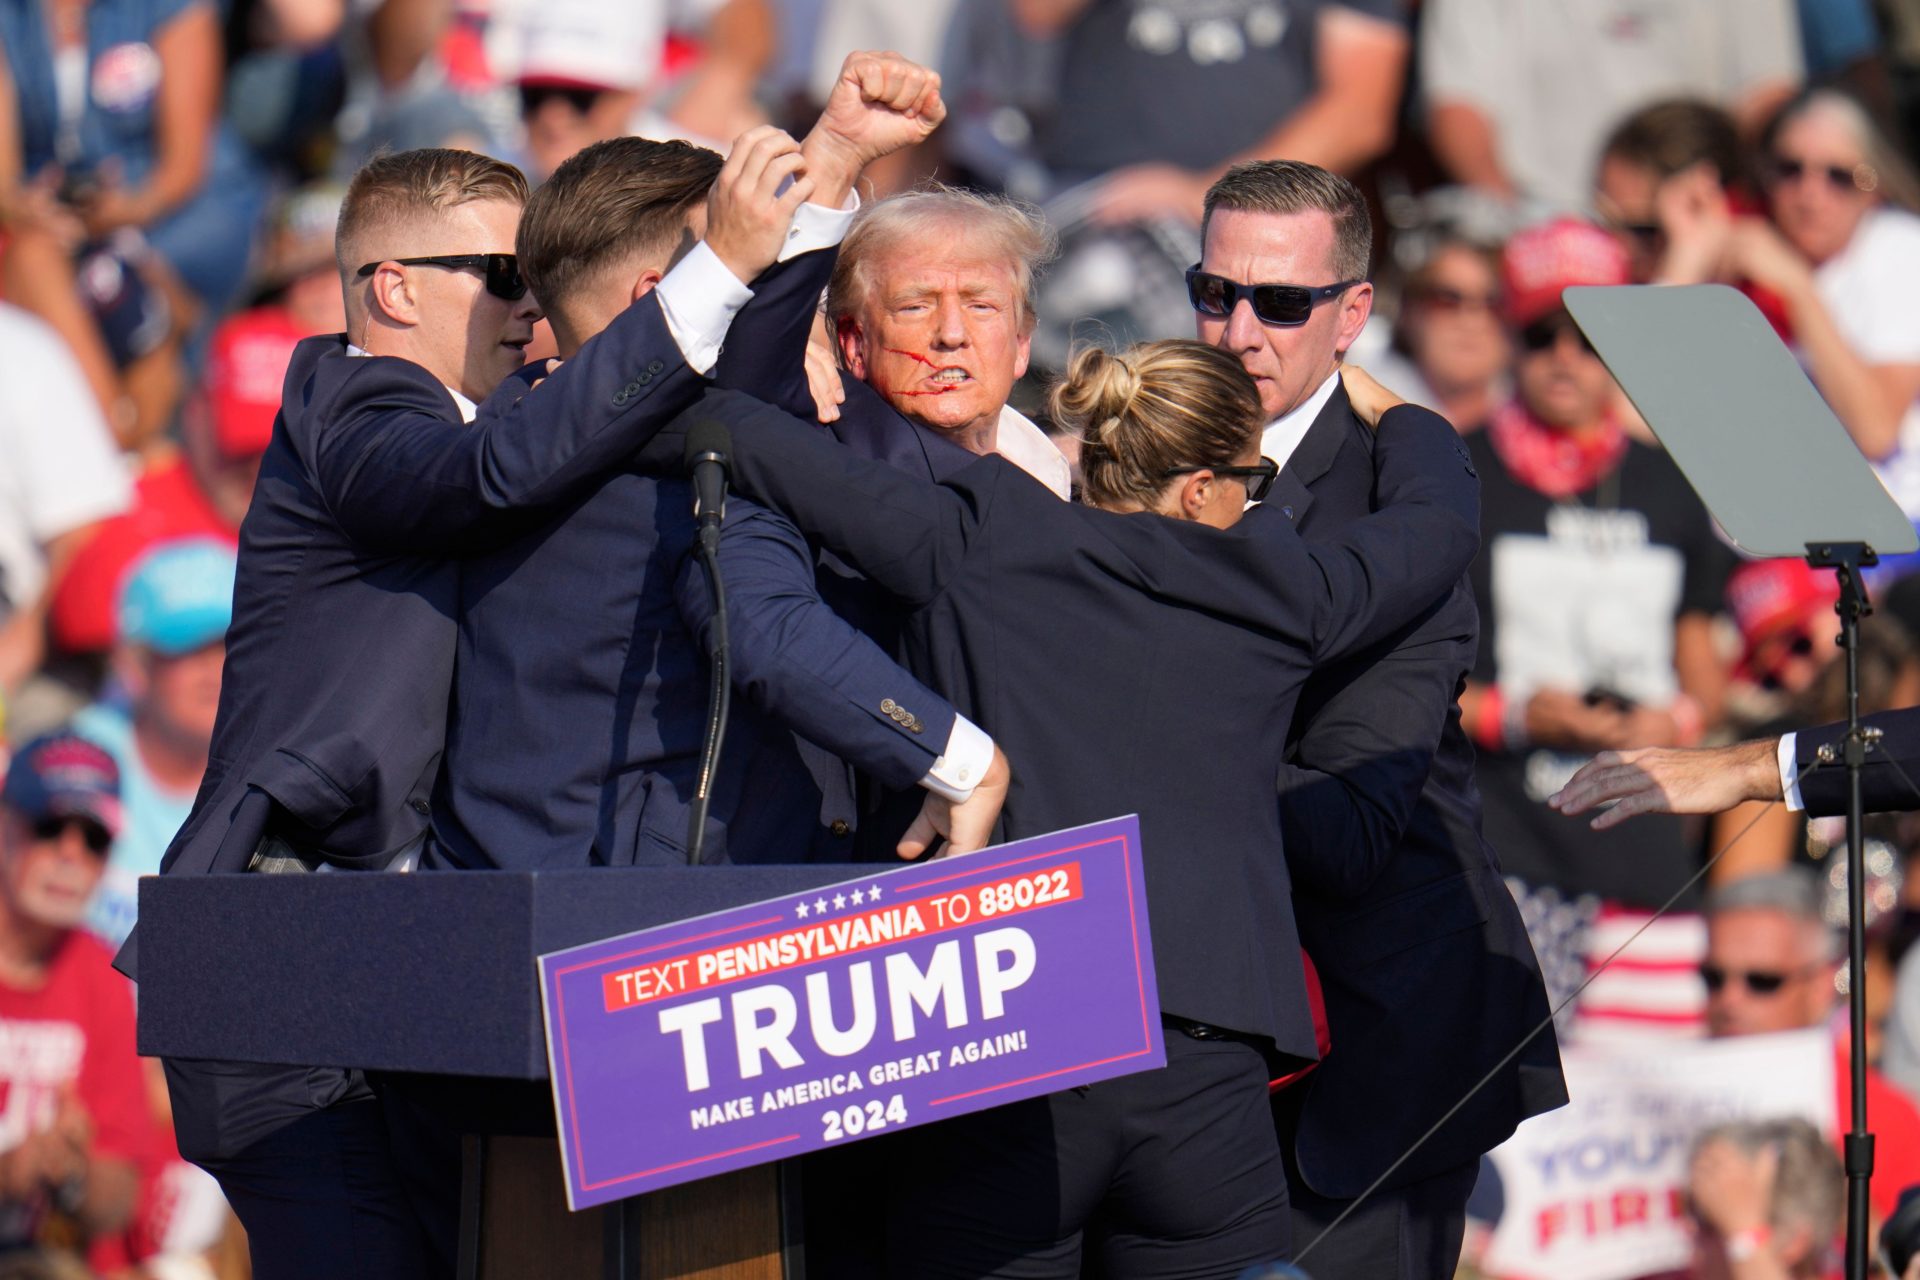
{"left": 1724, "top": 89, "right": 1920, "bottom": 489}
{"left": 644, "top": 343, "right": 1476, "bottom": 1277}
{"left": 1371, "top": 232, "right": 1511, "bottom": 434}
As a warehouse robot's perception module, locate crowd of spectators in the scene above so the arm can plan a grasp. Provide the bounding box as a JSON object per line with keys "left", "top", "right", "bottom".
{"left": 6, "top": 0, "right": 1920, "bottom": 1276}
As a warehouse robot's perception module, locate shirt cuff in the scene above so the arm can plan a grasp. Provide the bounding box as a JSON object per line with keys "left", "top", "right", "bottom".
{"left": 779, "top": 190, "right": 860, "bottom": 262}
{"left": 920, "top": 714, "right": 995, "bottom": 804}
{"left": 656, "top": 241, "right": 755, "bottom": 375}
{"left": 1779, "top": 732, "right": 1806, "bottom": 812}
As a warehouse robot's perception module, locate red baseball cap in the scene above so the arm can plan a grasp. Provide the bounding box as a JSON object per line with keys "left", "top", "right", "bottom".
{"left": 1501, "top": 218, "right": 1632, "bottom": 329}
{"left": 204, "top": 307, "right": 306, "bottom": 459}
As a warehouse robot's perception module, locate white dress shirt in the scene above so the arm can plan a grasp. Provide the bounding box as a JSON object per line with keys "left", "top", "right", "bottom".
{"left": 993, "top": 406, "right": 1074, "bottom": 499}
{"left": 1258, "top": 370, "right": 1343, "bottom": 471}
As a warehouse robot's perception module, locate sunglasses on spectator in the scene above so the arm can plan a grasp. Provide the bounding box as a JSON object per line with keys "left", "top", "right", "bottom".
{"left": 1757, "top": 632, "right": 1819, "bottom": 691}
{"left": 355, "top": 254, "right": 528, "bottom": 301}
{"left": 1770, "top": 156, "right": 1879, "bottom": 195}
{"left": 28, "top": 816, "right": 112, "bottom": 856}
{"left": 1185, "top": 267, "right": 1362, "bottom": 327}
{"left": 1407, "top": 283, "right": 1502, "bottom": 315}
{"left": 519, "top": 83, "right": 602, "bottom": 117}
{"left": 1518, "top": 315, "right": 1596, "bottom": 357}
{"left": 1160, "top": 458, "right": 1280, "bottom": 503}
{"left": 1699, "top": 961, "right": 1826, "bottom": 995}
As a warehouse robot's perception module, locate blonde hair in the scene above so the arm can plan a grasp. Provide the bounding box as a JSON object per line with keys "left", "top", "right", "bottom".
{"left": 1051, "top": 340, "right": 1264, "bottom": 511}
{"left": 826, "top": 186, "right": 1057, "bottom": 334}
{"left": 335, "top": 147, "right": 529, "bottom": 281}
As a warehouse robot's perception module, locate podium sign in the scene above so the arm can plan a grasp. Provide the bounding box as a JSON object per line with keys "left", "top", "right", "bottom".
{"left": 539, "top": 816, "right": 1164, "bottom": 1210}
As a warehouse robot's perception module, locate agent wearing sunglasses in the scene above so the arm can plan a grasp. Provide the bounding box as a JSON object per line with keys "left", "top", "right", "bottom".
{"left": 144, "top": 133, "right": 839, "bottom": 1280}
{"left": 1192, "top": 160, "right": 1563, "bottom": 1280}
{"left": 0, "top": 732, "right": 149, "bottom": 1253}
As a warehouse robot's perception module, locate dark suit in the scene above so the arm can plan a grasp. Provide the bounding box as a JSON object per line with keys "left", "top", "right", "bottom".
{"left": 647, "top": 387, "right": 1482, "bottom": 1276}
{"left": 1798, "top": 710, "right": 1920, "bottom": 814}
{"left": 147, "top": 297, "right": 697, "bottom": 1280}
{"left": 1265, "top": 387, "right": 1566, "bottom": 1279}
{"left": 427, "top": 462, "right": 965, "bottom": 871}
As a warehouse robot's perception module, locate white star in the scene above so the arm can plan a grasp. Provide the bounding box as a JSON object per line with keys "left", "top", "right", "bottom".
{"left": 795, "top": 901, "right": 810, "bottom": 919}
{"left": 832, "top": 892, "right": 847, "bottom": 910}
{"left": 851, "top": 888, "right": 866, "bottom": 905}
{"left": 814, "top": 897, "right": 829, "bottom": 914}
{"left": 868, "top": 884, "right": 883, "bottom": 900}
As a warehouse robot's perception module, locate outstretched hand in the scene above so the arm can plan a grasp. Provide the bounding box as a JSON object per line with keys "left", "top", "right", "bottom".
{"left": 1340, "top": 364, "right": 1407, "bottom": 428}
{"left": 1548, "top": 738, "right": 1784, "bottom": 830}
{"left": 898, "top": 746, "right": 1010, "bottom": 859}
{"left": 706, "top": 126, "right": 815, "bottom": 285}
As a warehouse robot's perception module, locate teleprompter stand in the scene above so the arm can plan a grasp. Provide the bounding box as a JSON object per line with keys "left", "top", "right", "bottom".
{"left": 1566, "top": 284, "right": 1920, "bottom": 1280}
{"left": 135, "top": 865, "right": 873, "bottom": 1280}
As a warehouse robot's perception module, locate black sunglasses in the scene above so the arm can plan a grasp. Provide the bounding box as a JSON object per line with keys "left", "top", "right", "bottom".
{"left": 1408, "top": 283, "right": 1501, "bottom": 314}
{"left": 1770, "top": 156, "right": 1876, "bottom": 194}
{"left": 1185, "top": 266, "right": 1362, "bottom": 327}
{"left": 519, "top": 82, "right": 602, "bottom": 117}
{"left": 1161, "top": 459, "right": 1279, "bottom": 503}
{"left": 356, "top": 254, "right": 528, "bottom": 301}
{"left": 1699, "top": 961, "right": 1825, "bottom": 996}
{"left": 1519, "top": 314, "right": 1595, "bottom": 356}
{"left": 29, "top": 815, "right": 112, "bottom": 855}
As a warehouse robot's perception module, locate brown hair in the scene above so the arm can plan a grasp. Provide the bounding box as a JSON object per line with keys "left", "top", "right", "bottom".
{"left": 1051, "top": 340, "right": 1264, "bottom": 511}
{"left": 335, "top": 148, "right": 529, "bottom": 279}
{"left": 826, "top": 185, "right": 1057, "bottom": 335}
{"left": 1600, "top": 98, "right": 1749, "bottom": 187}
{"left": 1203, "top": 160, "right": 1372, "bottom": 282}
{"left": 517, "top": 136, "right": 724, "bottom": 312}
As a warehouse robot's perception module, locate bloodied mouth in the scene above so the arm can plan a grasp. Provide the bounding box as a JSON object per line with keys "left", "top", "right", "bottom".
{"left": 882, "top": 348, "right": 967, "bottom": 396}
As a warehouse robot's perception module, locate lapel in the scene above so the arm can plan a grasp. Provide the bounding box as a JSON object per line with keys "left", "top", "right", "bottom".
{"left": 1270, "top": 380, "right": 1356, "bottom": 527}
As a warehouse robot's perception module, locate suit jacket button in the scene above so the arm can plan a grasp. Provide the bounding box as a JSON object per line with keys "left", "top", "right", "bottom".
{"left": 881, "top": 699, "right": 898, "bottom": 714}
{"left": 411, "top": 799, "right": 431, "bottom": 815}
{"left": 830, "top": 819, "right": 851, "bottom": 838}
{"left": 647, "top": 360, "right": 665, "bottom": 374}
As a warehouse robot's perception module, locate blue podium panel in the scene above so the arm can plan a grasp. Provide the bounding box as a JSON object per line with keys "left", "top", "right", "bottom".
{"left": 136, "top": 868, "right": 868, "bottom": 1079}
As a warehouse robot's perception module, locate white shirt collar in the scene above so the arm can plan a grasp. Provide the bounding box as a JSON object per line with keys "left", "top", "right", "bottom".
{"left": 346, "top": 343, "right": 478, "bottom": 423}
{"left": 992, "top": 405, "right": 1073, "bottom": 500}
{"left": 1259, "top": 370, "right": 1342, "bottom": 470}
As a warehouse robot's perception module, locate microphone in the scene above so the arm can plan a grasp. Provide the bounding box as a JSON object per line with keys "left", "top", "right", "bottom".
{"left": 682, "top": 419, "right": 734, "bottom": 864}
{"left": 685, "top": 419, "right": 731, "bottom": 547}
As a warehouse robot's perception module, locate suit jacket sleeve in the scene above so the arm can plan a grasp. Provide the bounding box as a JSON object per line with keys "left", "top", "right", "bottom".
{"left": 675, "top": 499, "right": 958, "bottom": 790}
{"left": 306, "top": 295, "right": 700, "bottom": 553}
{"left": 1290, "top": 404, "right": 1482, "bottom": 662}
{"left": 708, "top": 248, "right": 835, "bottom": 419}
{"left": 1278, "top": 582, "right": 1476, "bottom": 900}
{"left": 1796, "top": 709, "right": 1920, "bottom": 816}
{"left": 643, "top": 388, "right": 978, "bottom": 606}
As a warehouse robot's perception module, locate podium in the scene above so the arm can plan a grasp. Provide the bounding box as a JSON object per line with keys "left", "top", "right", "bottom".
{"left": 135, "top": 866, "right": 872, "bottom": 1279}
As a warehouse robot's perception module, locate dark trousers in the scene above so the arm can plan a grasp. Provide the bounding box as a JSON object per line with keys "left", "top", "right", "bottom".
{"left": 886, "top": 1034, "right": 1292, "bottom": 1279}
{"left": 1274, "top": 1086, "right": 1476, "bottom": 1280}
{"left": 165, "top": 1058, "right": 460, "bottom": 1280}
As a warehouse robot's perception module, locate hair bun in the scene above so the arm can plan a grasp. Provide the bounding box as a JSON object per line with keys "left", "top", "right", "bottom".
{"left": 1055, "top": 346, "right": 1144, "bottom": 444}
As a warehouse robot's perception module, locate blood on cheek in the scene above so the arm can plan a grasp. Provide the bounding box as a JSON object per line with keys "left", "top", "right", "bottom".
{"left": 877, "top": 348, "right": 961, "bottom": 397}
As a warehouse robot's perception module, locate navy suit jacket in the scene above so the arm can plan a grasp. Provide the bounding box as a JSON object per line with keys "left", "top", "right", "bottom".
{"left": 427, "top": 427, "right": 962, "bottom": 870}
{"left": 1272, "top": 386, "right": 1566, "bottom": 1197}
{"left": 1798, "top": 709, "right": 1920, "bottom": 815}
{"left": 124, "top": 295, "right": 697, "bottom": 974}
{"left": 639, "top": 388, "right": 1482, "bottom": 1057}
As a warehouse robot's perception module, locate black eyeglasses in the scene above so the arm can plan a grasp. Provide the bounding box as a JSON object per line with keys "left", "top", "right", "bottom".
{"left": 1518, "top": 314, "right": 1595, "bottom": 356}
{"left": 1185, "top": 266, "right": 1362, "bottom": 327}
{"left": 29, "top": 816, "right": 112, "bottom": 855}
{"left": 1161, "top": 458, "right": 1279, "bottom": 503}
{"left": 1699, "top": 961, "right": 1826, "bottom": 996}
{"left": 1770, "top": 156, "right": 1877, "bottom": 195}
{"left": 356, "top": 254, "right": 528, "bottom": 301}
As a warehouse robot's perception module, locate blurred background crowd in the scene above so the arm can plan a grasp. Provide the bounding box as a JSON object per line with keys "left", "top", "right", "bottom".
{"left": 6, "top": 0, "right": 1920, "bottom": 1276}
